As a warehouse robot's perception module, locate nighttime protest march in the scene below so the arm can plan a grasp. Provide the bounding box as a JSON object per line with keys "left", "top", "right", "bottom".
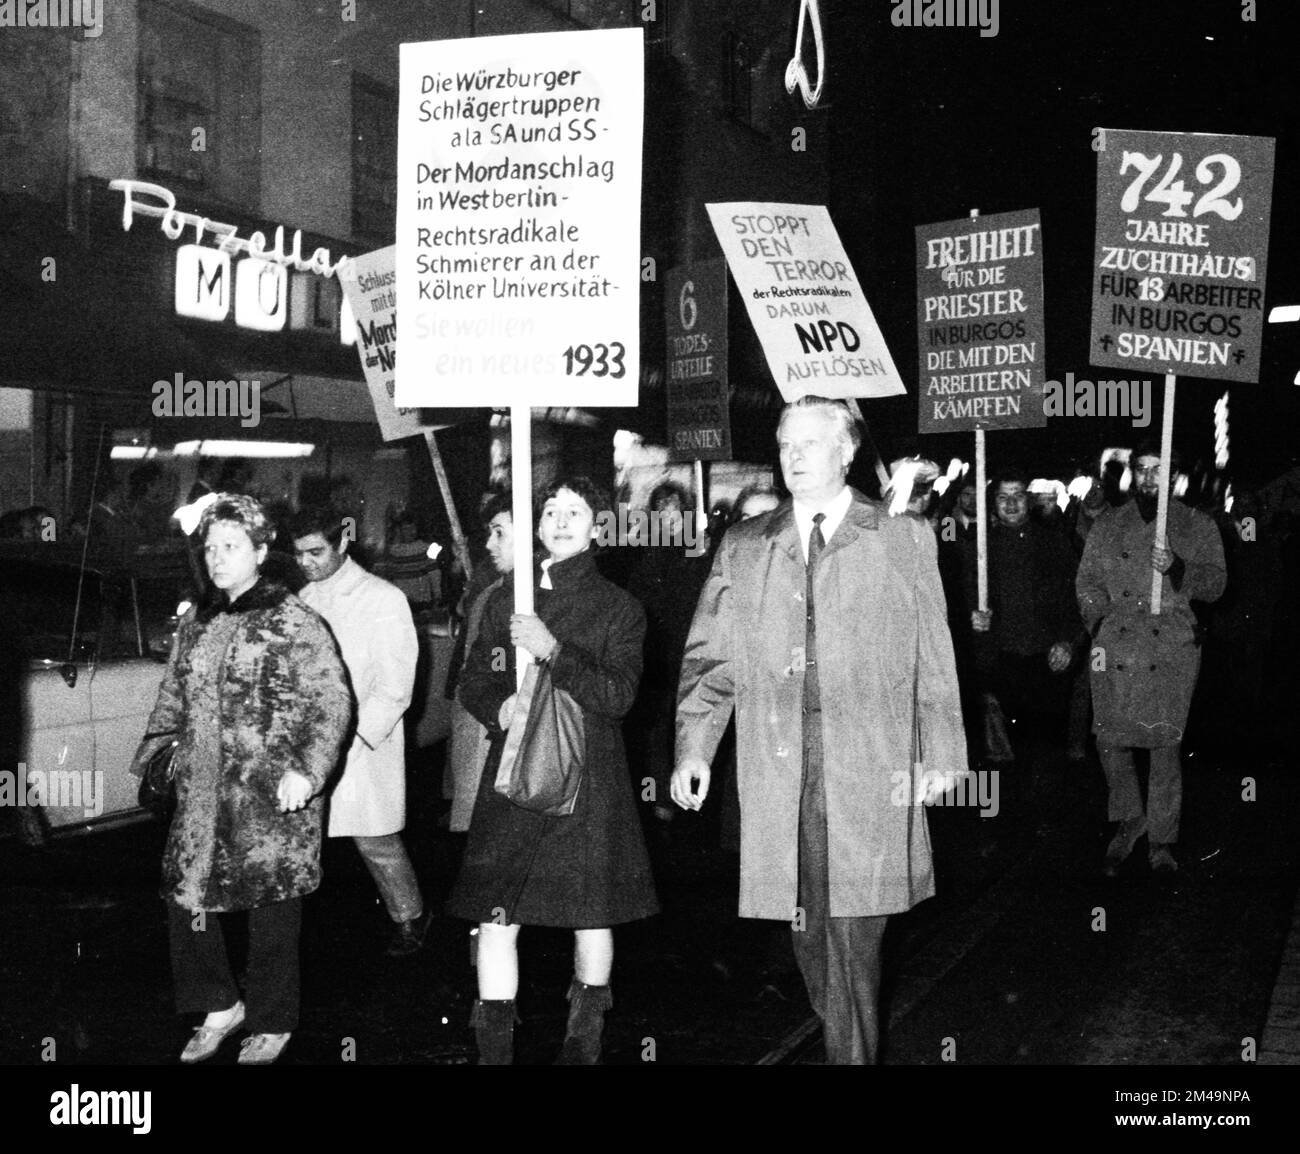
{"left": 2, "top": 0, "right": 1299, "bottom": 1132}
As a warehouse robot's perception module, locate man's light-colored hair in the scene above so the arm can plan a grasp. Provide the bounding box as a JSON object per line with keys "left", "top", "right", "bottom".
{"left": 776, "top": 395, "right": 862, "bottom": 457}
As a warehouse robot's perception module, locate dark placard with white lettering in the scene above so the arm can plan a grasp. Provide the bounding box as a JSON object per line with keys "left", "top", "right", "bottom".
{"left": 915, "top": 208, "right": 1046, "bottom": 433}
{"left": 664, "top": 261, "right": 731, "bottom": 462}
{"left": 1091, "top": 128, "right": 1274, "bottom": 383}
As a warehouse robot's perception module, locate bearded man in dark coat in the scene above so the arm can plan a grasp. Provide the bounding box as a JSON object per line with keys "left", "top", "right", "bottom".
{"left": 1077, "top": 443, "right": 1226, "bottom": 876}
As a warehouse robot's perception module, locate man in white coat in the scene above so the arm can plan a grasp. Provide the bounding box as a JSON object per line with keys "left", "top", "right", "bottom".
{"left": 291, "top": 507, "right": 427, "bottom": 955}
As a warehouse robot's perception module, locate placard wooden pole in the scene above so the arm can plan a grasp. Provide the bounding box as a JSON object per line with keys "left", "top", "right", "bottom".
{"left": 975, "top": 426, "right": 988, "bottom": 613}
{"left": 422, "top": 428, "right": 472, "bottom": 583}
{"left": 1151, "top": 373, "right": 1176, "bottom": 615}
{"left": 845, "top": 397, "right": 891, "bottom": 490}
{"left": 967, "top": 206, "right": 991, "bottom": 615}
{"left": 510, "top": 404, "right": 534, "bottom": 689}
{"left": 693, "top": 458, "right": 706, "bottom": 534}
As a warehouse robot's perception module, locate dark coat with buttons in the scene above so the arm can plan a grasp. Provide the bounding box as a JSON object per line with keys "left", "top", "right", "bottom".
{"left": 447, "top": 549, "right": 658, "bottom": 928}
{"left": 959, "top": 519, "right": 1084, "bottom": 658}
{"left": 1077, "top": 500, "right": 1226, "bottom": 747}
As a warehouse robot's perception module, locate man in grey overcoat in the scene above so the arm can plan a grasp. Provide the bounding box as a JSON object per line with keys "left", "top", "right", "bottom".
{"left": 672, "top": 396, "right": 969, "bottom": 1064}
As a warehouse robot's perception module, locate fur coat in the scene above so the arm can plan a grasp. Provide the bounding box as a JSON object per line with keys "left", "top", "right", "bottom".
{"left": 132, "top": 580, "right": 351, "bottom": 911}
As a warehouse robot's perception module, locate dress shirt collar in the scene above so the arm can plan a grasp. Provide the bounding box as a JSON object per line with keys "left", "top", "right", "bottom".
{"left": 792, "top": 485, "right": 853, "bottom": 562}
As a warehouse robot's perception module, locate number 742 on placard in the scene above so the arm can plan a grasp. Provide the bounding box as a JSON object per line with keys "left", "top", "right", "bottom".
{"left": 1118, "top": 151, "right": 1243, "bottom": 221}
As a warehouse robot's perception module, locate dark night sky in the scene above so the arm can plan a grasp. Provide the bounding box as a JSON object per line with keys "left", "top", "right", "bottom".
{"left": 802, "top": 0, "right": 1299, "bottom": 483}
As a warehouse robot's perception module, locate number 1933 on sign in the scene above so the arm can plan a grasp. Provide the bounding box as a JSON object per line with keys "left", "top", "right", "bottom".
{"left": 563, "top": 342, "right": 626, "bottom": 378}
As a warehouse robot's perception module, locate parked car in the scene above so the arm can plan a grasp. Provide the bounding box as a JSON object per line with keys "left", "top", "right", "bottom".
{"left": 0, "top": 540, "right": 197, "bottom": 837}
{"left": 1, "top": 539, "right": 456, "bottom": 841}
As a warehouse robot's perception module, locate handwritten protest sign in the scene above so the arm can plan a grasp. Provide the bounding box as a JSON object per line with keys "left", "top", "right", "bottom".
{"left": 915, "top": 208, "right": 1046, "bottom": 433}
{"left": 706, "top": 203, "right": 904, "bottom": 402}
{"left": 395, "top": 28, "right": 643, "bottom": 407}
{"left": 664, "top": 261, "right": 730, "bottom": 462}
{"left": 1091, "top": 128, "right": 1275, "bottom": 383}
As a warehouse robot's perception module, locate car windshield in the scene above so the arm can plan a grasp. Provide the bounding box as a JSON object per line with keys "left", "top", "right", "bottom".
{"left": 0, "top": 562, "right": 101, "bottom": 662}
{"left": 0, "top": 549, "right": 197, "bottom": 663}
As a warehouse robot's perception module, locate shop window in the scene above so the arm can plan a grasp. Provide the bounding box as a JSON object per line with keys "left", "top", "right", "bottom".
{"left": 136, "top": 0, "right": 261, "bottom": 210}
{"left": 352, "top": 75, "right": 397, "bottom": 242}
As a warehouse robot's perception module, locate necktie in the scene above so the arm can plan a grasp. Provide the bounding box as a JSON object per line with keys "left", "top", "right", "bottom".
{"left": 804, "top": 513, "right": 825, "bottom": 712}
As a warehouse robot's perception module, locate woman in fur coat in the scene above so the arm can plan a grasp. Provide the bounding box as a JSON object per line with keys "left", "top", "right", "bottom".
{"left": 132, "top": 493, "right": 351, "bottom": 1066}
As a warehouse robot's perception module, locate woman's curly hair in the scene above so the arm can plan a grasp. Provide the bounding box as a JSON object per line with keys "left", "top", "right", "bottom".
{"left": 198, "top": 492, "right": 277, "bottom": 549}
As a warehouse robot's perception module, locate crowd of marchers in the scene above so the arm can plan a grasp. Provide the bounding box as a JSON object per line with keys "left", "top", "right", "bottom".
{"left": 12, "top": 397, "right": 1290, "bottom": 1067}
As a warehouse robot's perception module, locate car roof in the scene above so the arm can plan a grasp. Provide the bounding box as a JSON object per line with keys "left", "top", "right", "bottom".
{"left": 0, "top": 539, "right": 194, "bottom": 581}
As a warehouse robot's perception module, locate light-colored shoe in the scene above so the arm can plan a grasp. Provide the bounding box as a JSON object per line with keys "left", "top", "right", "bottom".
{"left": 180, "top": 1001, "right": 245, "bottom": 1064}
{"left": 237, "top": 1032, "right": 291, "bottom": 1065}
{"left": 1149, "top": 844, "right": 1179, "bottom": 874}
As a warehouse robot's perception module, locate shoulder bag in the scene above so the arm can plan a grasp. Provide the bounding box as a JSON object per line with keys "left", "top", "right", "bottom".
{"left": 493, "top": 659, "right": 586, "bottom": 816}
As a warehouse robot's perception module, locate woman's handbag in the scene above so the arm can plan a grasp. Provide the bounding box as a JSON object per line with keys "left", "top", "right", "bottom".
{"left": 493, "top": 659, "right": 586, "bottom": 816}
{"left": 137, "top": 736, "right": 180, "bottom": 818}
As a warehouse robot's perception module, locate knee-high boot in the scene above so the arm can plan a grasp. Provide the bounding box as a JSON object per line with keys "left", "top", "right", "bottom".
{"left": 470, "top": 999, "right": 517, "bottom": 1065}
{"left": 555, "top": 978, "right": 612, "bottom": 1065}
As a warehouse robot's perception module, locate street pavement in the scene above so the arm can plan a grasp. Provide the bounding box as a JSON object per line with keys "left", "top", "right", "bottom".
{"left": 0, "top": 730, "right": 1295, "bottom": 1068}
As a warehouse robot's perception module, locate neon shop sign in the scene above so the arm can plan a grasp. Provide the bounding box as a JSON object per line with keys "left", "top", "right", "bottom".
{"left": 108, "top": 179, "right": 357, "bottom": 341}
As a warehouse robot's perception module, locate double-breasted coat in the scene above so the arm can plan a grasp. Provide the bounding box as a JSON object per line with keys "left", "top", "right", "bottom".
{"left": 298, "top": 556, "right": 418, "bottom": 837}
{"left": 447, "top": 549, "right": 658, "bottom": 928}
{"left": 1076, "top": 499, "right": 1226, "bottom": 748}
{"left": 676, "top": 491, "right": 969, "bottom": 920}
{"left": 132, "top": 580, "right": 352, "bottom": 912}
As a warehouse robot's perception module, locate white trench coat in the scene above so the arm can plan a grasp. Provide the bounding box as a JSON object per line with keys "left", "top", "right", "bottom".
{"left": 299, "top": 556, "right": 418, "bottom": 836}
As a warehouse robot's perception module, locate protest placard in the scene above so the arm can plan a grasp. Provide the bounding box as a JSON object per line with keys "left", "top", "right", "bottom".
{"left": 664, "top": 260, "right": 730, "bottom": 462}
{"left": 1091, "top": 128, "right": 1275, "bottom": 383}
{"left": 705, "top": 202, "right": 904, "bottom": 401}
{"left": 915, "top": 208, "right": 1045, "bottom": 433}
{"left": 337, "top": 247, "right": 424, "bottom": 441}
{"left": 395, "top": 28, "right": 643, "bottom": 408}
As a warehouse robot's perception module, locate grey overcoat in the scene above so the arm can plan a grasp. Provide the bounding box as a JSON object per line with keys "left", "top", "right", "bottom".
{"left": 676, "top": 490, "right": 969, "bottom": 919}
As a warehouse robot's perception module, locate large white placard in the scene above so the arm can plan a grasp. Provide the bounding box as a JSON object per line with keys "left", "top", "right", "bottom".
{"left": 396, "top": 28, "right": 643, "bottom": 407}
{"left": 706, "top": 202, "right": 905, "bottom": 401}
